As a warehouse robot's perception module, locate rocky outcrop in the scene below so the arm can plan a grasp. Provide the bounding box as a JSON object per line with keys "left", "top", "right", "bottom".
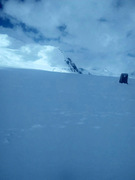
{"left": 65, "top": 57, "right": 90, "bottom": 75}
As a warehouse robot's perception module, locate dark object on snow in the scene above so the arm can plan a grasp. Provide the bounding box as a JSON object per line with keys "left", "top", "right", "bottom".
{"left": 119, "top": 73, "right": 128, "bottom": 84}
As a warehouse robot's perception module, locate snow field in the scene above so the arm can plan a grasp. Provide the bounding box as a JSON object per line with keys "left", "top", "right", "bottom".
{"left": 0, "top": 68, "right": 135, "bottom": 180}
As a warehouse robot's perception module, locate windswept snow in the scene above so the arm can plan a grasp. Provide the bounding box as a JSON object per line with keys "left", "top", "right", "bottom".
{"left": 0, "top": 68, "right": 135, "bottom": 180}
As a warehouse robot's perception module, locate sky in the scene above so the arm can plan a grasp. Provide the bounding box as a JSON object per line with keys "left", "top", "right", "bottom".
{"left": 0, "top": 0, "right": 135, "bottom": 76}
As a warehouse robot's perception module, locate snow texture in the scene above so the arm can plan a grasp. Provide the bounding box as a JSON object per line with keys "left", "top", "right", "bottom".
{"left": 0, "top": 68, "right": 135, "bottom": 180}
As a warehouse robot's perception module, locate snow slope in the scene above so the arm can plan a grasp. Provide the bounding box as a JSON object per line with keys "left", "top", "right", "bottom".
{"left": 0, "top": 68, "right": 135, "bottom": 180}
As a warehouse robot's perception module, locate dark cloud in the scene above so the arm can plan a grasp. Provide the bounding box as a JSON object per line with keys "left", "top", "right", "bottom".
{"left": 113, "top": 0, "right": 124, "bottom": 8}
{"left": 0, "top": 16, "right": 14, "bottom": 28}
{"left": 57, "top": 24, "right": 68, "bottom": 37}
{"left": 113, "top": 0, "right": 135, "bottom": 9}
{"left": 58, "top": 24, "right": 67, "bottom": 32}
{"left": 98, "top": 17, "right": 108, "bottom": 23}
{"left": 0, "top": 2, "right": 3, "bottom": 10}
{"left": 127, "top": 53, "right": 135, "bottom": 58}
{"left": 126, "top": 31, "right": 133, "bottom": 38}
{"left": 0, "top": 13, "right": 61, "bottom": 43}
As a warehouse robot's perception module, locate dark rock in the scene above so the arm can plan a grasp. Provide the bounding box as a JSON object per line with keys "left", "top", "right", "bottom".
{"left": 119, "top": 73, "right": 128, "bottom": 84}
{"left": 65, "top": 58, "right": 82, "bottom": 74}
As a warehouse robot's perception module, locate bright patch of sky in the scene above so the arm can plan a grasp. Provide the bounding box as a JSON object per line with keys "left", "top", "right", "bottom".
{"left": 0, "top": 0, "right": 135, "bottom": 76}
{"left": 0, "top": 34, "right": 67, "bottom": 72}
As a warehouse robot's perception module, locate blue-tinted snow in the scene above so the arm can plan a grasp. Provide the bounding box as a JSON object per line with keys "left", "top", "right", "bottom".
{"left": 0, "top": 68, "right": 135, "bottom": 180}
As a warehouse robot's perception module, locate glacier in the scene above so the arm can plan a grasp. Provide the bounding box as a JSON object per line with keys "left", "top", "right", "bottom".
{"left": 0, "top": 68, "right": 135, "bottom": 180}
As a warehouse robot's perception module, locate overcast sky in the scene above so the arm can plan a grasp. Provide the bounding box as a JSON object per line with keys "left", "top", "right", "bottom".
{"left": 0, "top": 0, "right": 135, "bottom": 76}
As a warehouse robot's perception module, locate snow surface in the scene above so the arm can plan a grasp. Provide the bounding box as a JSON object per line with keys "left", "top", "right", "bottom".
{"left": 0, "top": 68, "right": 135, "bottom": 180}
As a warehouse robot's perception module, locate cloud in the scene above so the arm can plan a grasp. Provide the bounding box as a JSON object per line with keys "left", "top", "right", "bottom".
{"left": 0, "top": 34, "right": 10, "bottom": 47}
{"left": 0, "top": 0, "right": 135, "bottom": 76}
{"left": 0, "top": 33, "right": 67, "bottom": 72}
